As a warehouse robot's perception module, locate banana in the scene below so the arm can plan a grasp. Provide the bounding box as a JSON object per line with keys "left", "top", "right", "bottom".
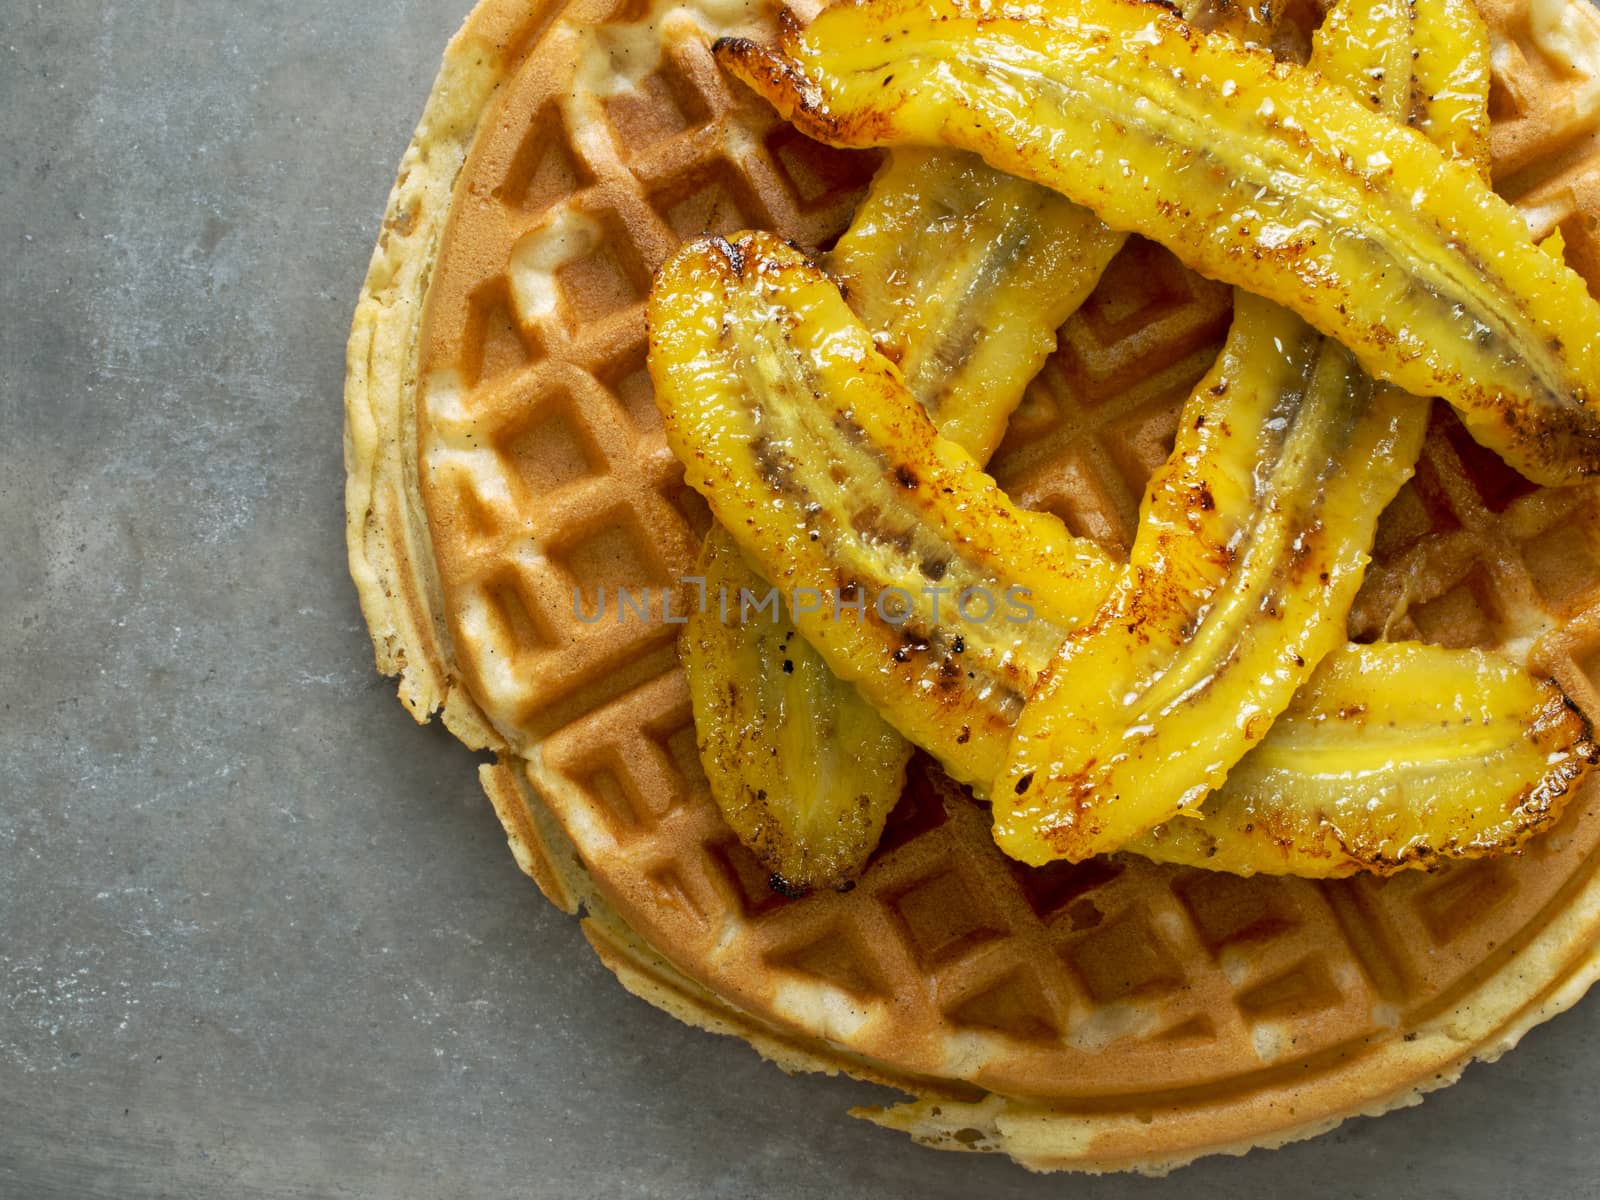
{"left": 682, "top": 150, "right": 1124, "bottom": 889}
{"left": 683, "top": 527, "right": 915, "bottom": 893}
{"left": 995, "top": 312, "right": 1430, "bottom": 863}
{"left": 829, "top": 148, "right": 1127, "bottom": 460}
{"left": 1314, "top": 0, "right": 1492, "bottom": 171}
{"left": 715, "top": 0, "right": 1600, "bottom": 486}
{"left": 652, "top": 231, "right": 1119, "bottom": 791}
{"left": 1130, "top": 644, "right": 1597, "bottom": 876}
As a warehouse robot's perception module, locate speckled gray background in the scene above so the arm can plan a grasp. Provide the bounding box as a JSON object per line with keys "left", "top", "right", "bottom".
{"left": 4, "top": 3, "right": 1600, "bottom": 1197}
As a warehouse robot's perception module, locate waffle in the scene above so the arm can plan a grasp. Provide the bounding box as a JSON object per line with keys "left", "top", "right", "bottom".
{"left": 345, "top": 0, "right": 1600, "bottom": 1172}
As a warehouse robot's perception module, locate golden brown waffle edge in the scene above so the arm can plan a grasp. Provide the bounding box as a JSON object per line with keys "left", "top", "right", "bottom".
{"left": 345, "top": 0, "right": 1600, "bottom": 1172}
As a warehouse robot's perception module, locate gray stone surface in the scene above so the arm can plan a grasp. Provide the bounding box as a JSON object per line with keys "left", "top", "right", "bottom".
{"left": 3, "top": 2, "right": 1600, "bottom": 1197}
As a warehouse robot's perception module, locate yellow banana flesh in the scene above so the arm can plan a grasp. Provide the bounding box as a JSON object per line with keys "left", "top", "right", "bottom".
{"left": 652, "top": 231, "right": 1118, "bottom": 791}
{"left": 829, "top": 148, "right": 1126, "bottom": 460}
{"left": 994, "top": 0, "right": 1487, "bottom": 864}
{"left": 715, "top": 0, "right": 1600, "bottom": 486}
{"left": 1131, "top": 644, "right": 1597, "bottom": 875}
{"left": 1315, "top": 0, "right": 1492, "bottom": 171}
{"left": 682, "top": 527, "right": 914, "bottom": 893}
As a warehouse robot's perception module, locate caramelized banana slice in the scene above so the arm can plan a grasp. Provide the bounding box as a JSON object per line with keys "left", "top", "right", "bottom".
{"left": 1130, "top": 644, "right": 1598, "bottom": 876}
{"left": 830, "top": 148, "right": 1126, "bottom": 460}
{"left": 683, "top": 151, "right": 1123, "bottom": 888}
{"left": 683, "top": 527, "right": 914, "bottom": 892}
{"left": 995, "top": 314, "right": 1428, "bottom": 863}
{"left": 1316, "top": 0, "right": 1491, "bottom": 171}
{"left": 716, "top": 0, "right": 1600, "bottom": 485}
{"left": 993, "top": 0, "right": 1482, "bottom": 864}
{"left": 651, "top": 231, "right": 1118, "bottom": 790}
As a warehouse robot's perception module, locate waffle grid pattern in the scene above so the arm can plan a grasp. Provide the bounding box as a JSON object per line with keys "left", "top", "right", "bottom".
{"left": 411, "top": 0, "right": 1600, "bottom": 1111}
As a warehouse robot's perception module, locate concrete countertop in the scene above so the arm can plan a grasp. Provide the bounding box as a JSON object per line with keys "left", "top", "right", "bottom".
{"left": 4, "top": 3, "right": 1599, "bottom": 1196}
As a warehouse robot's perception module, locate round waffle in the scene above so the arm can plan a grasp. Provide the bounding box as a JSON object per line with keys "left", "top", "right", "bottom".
{"left": 345, "top": 0, "right": 1600, "bottom": 1172}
